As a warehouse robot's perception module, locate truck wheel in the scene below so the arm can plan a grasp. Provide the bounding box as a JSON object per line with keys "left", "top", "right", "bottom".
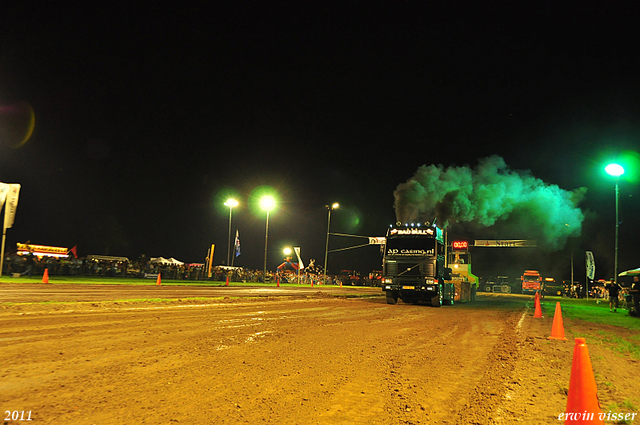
{"left": 431, "top": 294, "right": 442, "bottom": 307}
{"left": 386, "top": 292, "right": 398, "bottom": 305}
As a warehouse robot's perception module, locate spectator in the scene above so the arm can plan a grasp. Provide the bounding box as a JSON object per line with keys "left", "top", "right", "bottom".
{"left": 631, "top": 276, "right": 640, "bottom": 316}
{"left": 21, "top": 251, "right": 36, "bottom": 278}
{"left": 606, "top": 280, "right": 622, "bottom": 313}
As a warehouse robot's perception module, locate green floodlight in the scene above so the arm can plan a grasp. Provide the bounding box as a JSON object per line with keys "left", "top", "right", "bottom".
{"left": 224, "top": 198, "right": 239, "bottom": 208}
{"left": 605, "top": 162, "right": 624, "bottom": 288}
{"left": 223, "top": 198, "right": 239, "bottom": 266}
{"left": 260, "top": 195, "right": 276, "bottom": 211}
{"left": 605, "top": 163, "right": 624, "bottom": 177}
{"left": 260, "top": 194, "right": 276, "bottom": 282}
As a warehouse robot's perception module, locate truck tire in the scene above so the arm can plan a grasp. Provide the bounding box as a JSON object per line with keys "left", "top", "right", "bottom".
{"left": 386, "top": 292, "right": 398, "bottom": 305}
{"left": 431, "top": 293, "right": 442, "bottom": 307}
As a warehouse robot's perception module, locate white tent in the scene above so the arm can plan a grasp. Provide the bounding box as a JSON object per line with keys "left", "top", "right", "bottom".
{"left": 149, "top": 257, "right": 184, "bottom": 265}
{"left": 619, "top": 268, "right": 640, "bottom": 276}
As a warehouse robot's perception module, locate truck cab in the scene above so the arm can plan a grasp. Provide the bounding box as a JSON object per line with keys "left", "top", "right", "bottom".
{"left": 382, "top": 223, "right": 454, "bottom": 307}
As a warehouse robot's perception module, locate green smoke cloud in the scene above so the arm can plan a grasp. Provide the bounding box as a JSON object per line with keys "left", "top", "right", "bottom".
{"left": 394, "top": 156, "right": 586, "bottom": 251}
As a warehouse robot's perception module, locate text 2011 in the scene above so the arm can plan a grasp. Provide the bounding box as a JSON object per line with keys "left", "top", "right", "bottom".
{"left": 4, "top": 411, "right": 32, "bottom": 421}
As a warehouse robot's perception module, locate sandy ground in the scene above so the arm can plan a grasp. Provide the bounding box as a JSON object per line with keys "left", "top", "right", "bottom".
{"left": 1, "top": 283, "right": 639, "bottom": 424}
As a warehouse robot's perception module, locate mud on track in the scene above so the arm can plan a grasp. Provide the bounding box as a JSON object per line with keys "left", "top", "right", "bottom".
{"left": 1, "top": 284, "right": 638, "bottom": 424}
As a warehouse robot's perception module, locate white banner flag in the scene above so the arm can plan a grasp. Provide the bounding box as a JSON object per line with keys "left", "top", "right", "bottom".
{"left": 3, "top": 184, "right": 21, "bottom": 229}
{"left": 585, "top": 251, "right": 595, "bottom": 281}
{"left": 293, "top": 246, "right": 304, "bottom": 270}
{"left": 0, "top": 183, "right": 9, "bottom": 212}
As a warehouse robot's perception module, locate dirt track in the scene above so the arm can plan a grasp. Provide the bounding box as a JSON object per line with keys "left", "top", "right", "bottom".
{"left": 1, "top": 283, "right": 638, "bottom": 424}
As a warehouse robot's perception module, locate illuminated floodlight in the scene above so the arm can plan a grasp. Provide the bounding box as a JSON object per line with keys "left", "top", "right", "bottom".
{"left": 605, "top": 163, "right": 624, "bottom": 177}
{"left": 224, "top": 198, "right": 239, "bottom": 208}
{"left": 260, "top": 195, "right": 276, "bottom": 211}
{"left": 331, "top": 202, "right": 339, "bottom": 210}
{"left": 605, "top": 162, "right": 625, "bottom": 289}
{"left": 283, "top": 247, "right": 292, "bottom": 256}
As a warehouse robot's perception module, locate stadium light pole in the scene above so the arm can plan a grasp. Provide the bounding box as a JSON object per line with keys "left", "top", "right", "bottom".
{"left": 260, "top": 196, "right": 276, "bottom": 283}
{"left": 565, "top": 223, "right": 575, "bottom": 294}
{"left": 605, "top": 163, "right": 624, "bottom": 286}
{"left": 224, "top": 198, "right": 239, "bottom": 266}
{"left": 323, "top": 203, "right": 339, "bottom": 284}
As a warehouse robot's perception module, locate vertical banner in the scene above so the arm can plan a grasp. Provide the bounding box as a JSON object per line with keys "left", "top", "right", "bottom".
{"left": 585, "top": 250, "right": 595, "bottom": 299}
{"left": 0, "top": 183, "right": 20, "bottom": 278}
{"left": 293, "top": 246, "right": 304, "bottom": 270}
{"left": 207, "top": 244, "right": 215, "bottom": 278}
{"left": 0, "top": 183, "right": 9, "bottom": 211}
{"left": 585, "top": 251, "right": 595, "bottom": 280}
{"left": 4, "top": 184, "right": 21, "bottom": 229}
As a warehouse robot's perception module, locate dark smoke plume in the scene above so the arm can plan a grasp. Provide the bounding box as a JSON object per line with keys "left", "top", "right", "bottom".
{"left": 394, "top": 156, "right": 586, "bottom": 251}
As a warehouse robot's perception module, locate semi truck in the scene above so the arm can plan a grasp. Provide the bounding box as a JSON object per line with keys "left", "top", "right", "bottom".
{"left": 382, "top": 223, "right": 454, "bottom": 306}
{"left": 521, "top": 270, "right": 542, "bottom": 294}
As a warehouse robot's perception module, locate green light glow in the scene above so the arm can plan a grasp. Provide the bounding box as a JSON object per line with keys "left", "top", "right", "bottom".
{"left": 605, "top": 163, "right": 624, "bottom": 177}
{"left": 260, "top": 195, "right": 276, "bottom": 211}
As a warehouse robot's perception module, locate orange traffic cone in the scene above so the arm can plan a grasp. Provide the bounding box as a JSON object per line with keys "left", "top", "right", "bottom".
{"left": 548, "top": 302, "right": 567, "bottom": 340}
{"left": 534, "top": 292, "right": 543, "bottom": 318}
{"left": 564, "top": 338, "right": 602, "bottom": 424}
{"left": 42, "top": 268, "right": 49, "bottom": 284}
{"left": 156, "top": 274, "right": 162, "bottom": 286}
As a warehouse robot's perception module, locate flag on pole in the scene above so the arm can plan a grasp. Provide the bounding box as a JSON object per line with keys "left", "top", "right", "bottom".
{"left": 207, "top": 244, "right": 215, "bottom": 278}
{"left": 0, "top": 183, "right": 9, "bottom": 211}
{"left": 585, "top": 251, "right": 595, "bottom": 281}
{"left": 294, "top": 246, "right": 304, "bottom": 270}
{"left": 234, "top": 230, "right": 241, "bottom": 257}
{"left": 3, "top": 184, "right": 20, "bottom": 229}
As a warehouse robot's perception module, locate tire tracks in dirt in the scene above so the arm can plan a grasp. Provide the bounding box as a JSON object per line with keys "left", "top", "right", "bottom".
{"left": 454, "top": 308, "right": 527, "bottom": 424}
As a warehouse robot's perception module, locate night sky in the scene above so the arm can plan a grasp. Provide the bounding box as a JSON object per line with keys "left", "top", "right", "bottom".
{"left": 1, "top": 2, "right": 639, "bottom": 282}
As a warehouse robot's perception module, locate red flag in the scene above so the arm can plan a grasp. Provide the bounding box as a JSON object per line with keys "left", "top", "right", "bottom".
{"left": 69, "top": 245, "right": 78, "bottom": 258}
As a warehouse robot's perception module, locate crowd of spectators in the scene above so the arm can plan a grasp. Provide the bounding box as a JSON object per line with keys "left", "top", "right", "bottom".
{"left": 1, "top": 254, "right": 341, "bottom": 284}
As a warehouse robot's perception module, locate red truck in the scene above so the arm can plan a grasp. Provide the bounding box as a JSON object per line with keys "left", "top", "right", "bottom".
{"left": 521, "top": 270, "right": 542, "bottom": 295}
